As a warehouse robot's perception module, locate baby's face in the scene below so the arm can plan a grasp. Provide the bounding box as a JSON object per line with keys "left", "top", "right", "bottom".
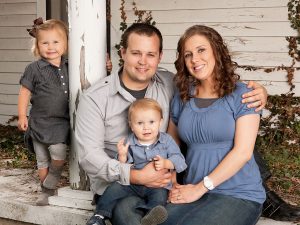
{"left": 130, "top": 108, "right": 162, "bottom": 145}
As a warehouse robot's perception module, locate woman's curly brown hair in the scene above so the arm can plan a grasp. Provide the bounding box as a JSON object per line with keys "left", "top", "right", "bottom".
{"left": 174, "top": 25, "right": 240, "bottom": 102}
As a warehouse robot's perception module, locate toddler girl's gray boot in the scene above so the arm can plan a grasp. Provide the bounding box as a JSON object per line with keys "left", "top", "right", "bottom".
{"left": 43, "top": 164, "right": 64, "bottom": 190}
{"left": 36, "top": 185, "right": 55, "bottom": 206}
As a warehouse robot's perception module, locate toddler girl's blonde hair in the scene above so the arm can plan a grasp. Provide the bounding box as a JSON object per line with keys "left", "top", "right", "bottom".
{"left": 28, "top": 18, "right": 68, "bottom": 57}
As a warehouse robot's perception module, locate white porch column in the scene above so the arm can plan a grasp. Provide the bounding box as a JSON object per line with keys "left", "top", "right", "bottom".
{"left": 68, "top": 0, "right": 107, "bottom": 190}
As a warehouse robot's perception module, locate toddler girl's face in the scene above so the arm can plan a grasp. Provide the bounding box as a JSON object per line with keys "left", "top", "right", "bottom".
{"left": 130, "top": 108, "right": 162, "bottom": 145}
{"left": 37, "top": 28, "right": 67, "bottom": 66}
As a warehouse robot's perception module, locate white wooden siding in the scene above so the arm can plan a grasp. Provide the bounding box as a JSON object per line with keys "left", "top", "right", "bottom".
{"left": 123, "top": 0, "right": 288, "bottom": 9}
{"left": 163, "top": 36, "right": 290, "bottom": 52}
{"left": 0, "top": 38, "right": 32, "bottom": 49}
{"left": 125, "top": 7, "right": 290, "bottom": 23}
{"left": 0, "top": 2, "right": 36, "bottom": 14}
{"left": 0, "top": 0, "right": 45, "bottom": 124}
{"left": 110, "top": 0, "right": 300, "bottom": 97}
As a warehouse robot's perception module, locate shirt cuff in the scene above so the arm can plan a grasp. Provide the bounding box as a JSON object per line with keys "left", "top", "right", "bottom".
{"left": 119, "top": 163, "right": 132, "bottom": 185}
{"left": 169, "top": 157, "right": 187, "bottom": 173}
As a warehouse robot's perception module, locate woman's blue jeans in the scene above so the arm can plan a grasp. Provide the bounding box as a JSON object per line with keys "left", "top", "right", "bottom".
{"left": 112, "top": 193, "right": 262, "bottom": 225}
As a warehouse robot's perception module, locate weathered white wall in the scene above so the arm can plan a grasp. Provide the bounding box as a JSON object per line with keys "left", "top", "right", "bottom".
{"left": 1, "top": 0, "right": 299, "bottom": 125}
{"left": 110, "top": 0, "right": 300, "bottom": 96}
{"left": 0, "top": 0, "right": 46, "bottom": 124}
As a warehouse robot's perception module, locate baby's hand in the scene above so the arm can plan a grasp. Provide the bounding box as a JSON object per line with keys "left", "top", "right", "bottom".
{"left": 117, "top": 138, "right": 129, "bottom": 161}
{"left": 153, "top": 155, "right": 165, "bottom": 171}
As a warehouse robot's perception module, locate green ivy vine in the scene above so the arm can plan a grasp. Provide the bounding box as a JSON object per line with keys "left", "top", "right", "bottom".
{"left": 256, "top": 0, "right": 300, "bottom": 156}
{"left": 115, "top": 0, "right": 155, "bottom": 65}
{"left": 254, "top": 0, "right": 300, "bottom": 203}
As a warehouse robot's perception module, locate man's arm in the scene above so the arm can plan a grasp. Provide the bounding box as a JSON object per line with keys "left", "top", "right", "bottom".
{"left": 242, "top": 81, "right": 268, "bottom": 112}
{"left": 130, "top": 162, "right": 172, "bottom": 188}
{"left": 76, "top": 92, "right": 171, "bottom": 187}
{"left": 75, "top": 93, "right": 132, "bottom": 184}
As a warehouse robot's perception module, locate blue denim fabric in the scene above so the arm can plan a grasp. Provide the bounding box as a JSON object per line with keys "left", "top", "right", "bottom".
{"left": 113, "top": 193, "right": 262, "bottom": 225}
{"left": 96, "top": 182, "right": 168, "bottom": 218}
{"left": 112, "top": 196, "right": 143, "bottom": 225}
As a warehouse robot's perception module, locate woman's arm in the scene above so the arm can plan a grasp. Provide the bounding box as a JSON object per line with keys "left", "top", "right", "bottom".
{"left": 170, "top": 114, "right": 260, "bottom": 204}
{"left": 206, "top": 114, "right": 260, "bottom": 187}
{"left": 167, "top": 120, "right": 181, "bottom": 145}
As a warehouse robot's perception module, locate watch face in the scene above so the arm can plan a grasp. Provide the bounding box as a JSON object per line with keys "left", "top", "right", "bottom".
{"left": 204, "top": 176, "right": 214, "bottom": 190}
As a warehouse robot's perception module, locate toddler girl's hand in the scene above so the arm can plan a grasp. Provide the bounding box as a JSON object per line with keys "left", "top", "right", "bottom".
{"left": 18, "top": 116, "right": 28, "bottom": 131}
{"left": 153, "top": 155, "right": 165, "bottom": 171}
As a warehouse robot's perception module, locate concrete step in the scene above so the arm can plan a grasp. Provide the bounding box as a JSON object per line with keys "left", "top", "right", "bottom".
{"left": 0, "top": 197, "right": 92, "bottom": 225}
{"left": 48, "top": 196, "right": 94, "bottom": 211}
{"left": 0, "top": 169, "right": 296, "bottom": 225}
{"left": 49, "top": 187, "right": 296, "bottom": 225}
{"left": 57, "top": 186, "right": 94, "bottom": 201}
{"left": 48, "top": 186, "right": 95, "bottom": 210}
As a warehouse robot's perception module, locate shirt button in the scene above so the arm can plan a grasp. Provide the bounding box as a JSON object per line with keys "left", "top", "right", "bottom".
{"left": 64, "top": 91, "right": 67, "bottom": 93}
{"left": 61, "top": 76, "right": 63, "bottom": 78}
{"left": 58, "top": 68, "right": 61, "bottom": 71}
{"left": 63, "top": 83, "right": 65, "bottom": 85}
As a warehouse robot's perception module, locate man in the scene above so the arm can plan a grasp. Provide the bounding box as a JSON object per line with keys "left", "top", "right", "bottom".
{"left": 75, "top": 23, "right": 299, "bottom": 224}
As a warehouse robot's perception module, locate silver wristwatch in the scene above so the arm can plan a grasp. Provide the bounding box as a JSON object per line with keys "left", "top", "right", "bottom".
{"left": 203, "top": 176, "right": 215, "bottom": 190}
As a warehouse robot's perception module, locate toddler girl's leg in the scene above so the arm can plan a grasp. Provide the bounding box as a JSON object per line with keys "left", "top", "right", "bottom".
{"left": 43, "top": 143, "right": 67, "bottom": 190}
{"left": 32, "top": 140, "right": 51, "bottom": 181}
{"left": 95, "top": 182, "right": 138, "bottom": 218}
{"left": 162, "top": 193, "right": 262, "bottom": 225}
{"left": 32, "top": 140, "right": 55, "bottom": 206}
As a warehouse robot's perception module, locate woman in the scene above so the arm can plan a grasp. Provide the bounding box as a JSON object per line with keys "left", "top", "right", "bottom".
{"left": 163, "top": 25, "right": 265, "bottom": 225}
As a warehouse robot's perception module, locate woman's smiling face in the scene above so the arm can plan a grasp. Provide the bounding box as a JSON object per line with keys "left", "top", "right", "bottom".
{"left": 184, "top": 34, "right": 216, "bottom": 82}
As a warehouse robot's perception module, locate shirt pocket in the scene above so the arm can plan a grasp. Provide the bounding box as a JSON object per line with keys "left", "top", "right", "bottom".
{"left": 104, "top": 116, "right": 129, "bottom": 142}
{"left": 152, "top": 146, "right": 168, "bottom": 159}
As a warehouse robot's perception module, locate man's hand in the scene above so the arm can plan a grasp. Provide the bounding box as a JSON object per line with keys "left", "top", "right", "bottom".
{"left": 106, "top": 54, "right": 112, "bottom": 73}
{"left": 242, "top": 81, "right": 268, "bottom": 112}
{"left": 130, "top": 162, "right": 171, "bottom": 188}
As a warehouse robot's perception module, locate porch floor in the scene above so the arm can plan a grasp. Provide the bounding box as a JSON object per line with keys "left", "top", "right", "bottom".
{"left": 0, "top": 168, "right": 295, "bottom": 225}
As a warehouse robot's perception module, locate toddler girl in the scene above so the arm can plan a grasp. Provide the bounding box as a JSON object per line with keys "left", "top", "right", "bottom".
{"left": 18, "top": 18, "right": 69, "bottom": 206}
